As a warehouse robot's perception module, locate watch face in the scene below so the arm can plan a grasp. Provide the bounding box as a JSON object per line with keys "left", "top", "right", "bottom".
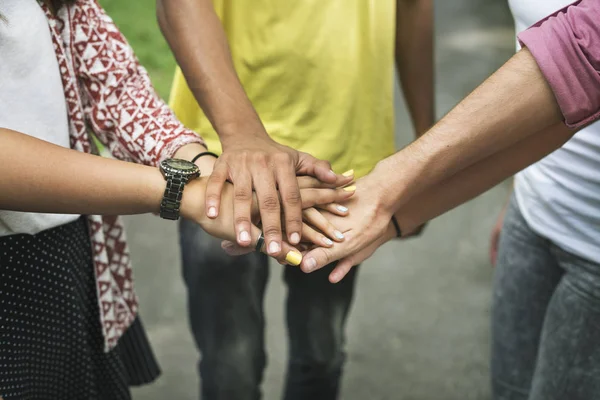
{"left": 161, "top": 158, "right": 200, "bottom": 177}
{"left": 166, "top": 158, "right": 196, "bottom": 171}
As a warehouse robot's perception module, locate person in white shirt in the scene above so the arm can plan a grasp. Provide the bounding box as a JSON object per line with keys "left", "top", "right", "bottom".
{"left": 488, "top": 1, "right": 600, "bottom": 399}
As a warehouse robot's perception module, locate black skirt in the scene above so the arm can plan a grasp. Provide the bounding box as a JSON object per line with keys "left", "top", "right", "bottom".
{"left": 0, "top": 217, "right": 160, "bottom": 399}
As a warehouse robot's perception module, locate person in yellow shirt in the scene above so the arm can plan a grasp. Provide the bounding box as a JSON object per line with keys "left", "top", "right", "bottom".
{"left": 158, "top": 0, "right": 433, "bottom": 399}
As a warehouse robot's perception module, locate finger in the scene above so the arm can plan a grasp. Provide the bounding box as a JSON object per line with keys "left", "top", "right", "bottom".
{"left": 316, "top": 203, "right": 349, "bottom": 216}
{"left": 296, "top": 175, "right": 354, "bottom": 190}
{"left": 302, "top": 208, "right": 345, "bottom": 242}
{"left": 296, "top": 153, "right": 337, "bottom": 183}
{"left": 329, "top": 258, "right": 357, "bottom": 283}
{"left": 300, "top": 187, "right": 355, "bottom": 209}
{"left": 221, "top": 240, "right": 253, "bottom": 256}
{"left": 205, "top": 162, "right": 229, "bottom": 219}
{"left": 300, "top": 243, "right": 350, "bottom": 274}
{"left": 274, "top": 155, "right": 303, "bottom": 245}
{"left": 301, "top": 222, "right": 335, "bottom": 248}
{"left": 232, "top": 170, "right": 254, "bottom": 247}
{"left": 252, "top": 162, "right": 283, "bottom": 256}
{"left": 248, "top": 226, "right": 303, "bottom": 266}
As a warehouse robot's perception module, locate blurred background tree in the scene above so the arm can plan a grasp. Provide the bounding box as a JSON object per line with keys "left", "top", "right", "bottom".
{"left": 100, "top": 0, "right": 176, "bottom": 100}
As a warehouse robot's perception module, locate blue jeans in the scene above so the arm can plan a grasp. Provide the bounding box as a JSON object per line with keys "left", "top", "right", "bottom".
{"left": 179, "top": 219, "right": 359, "bottom": 400}
{"left": 491, "top": 195, "right": 600, "bottom": 400}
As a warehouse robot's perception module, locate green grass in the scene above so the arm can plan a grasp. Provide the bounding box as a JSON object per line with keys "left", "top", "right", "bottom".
{"left": 99, "top": 0, "right": 175, "bottom": 100}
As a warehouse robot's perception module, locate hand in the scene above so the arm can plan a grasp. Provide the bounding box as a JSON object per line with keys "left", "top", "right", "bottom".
{"left": 298, "top": 174, "right": 395, "bottom": 281}
{"left": 182, "top": 177, "right": 355, "bottom": 265}
{"left": 204, "top": 134, "right": 354, "bottom": 257}
{"left": 219, "top": 175, "right": 356, "bottom": 261}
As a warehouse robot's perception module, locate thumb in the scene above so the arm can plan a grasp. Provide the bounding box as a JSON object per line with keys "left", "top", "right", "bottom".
{"left": 297, "top": 152, "right": 338, "bottom": 183}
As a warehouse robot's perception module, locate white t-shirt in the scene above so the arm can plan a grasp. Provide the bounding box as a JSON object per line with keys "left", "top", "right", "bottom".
{"left": 511, "top": 0, "right": 600, "bottom": 263}
{"left": 0, "top": 0, "right": 79, "bottom": 236}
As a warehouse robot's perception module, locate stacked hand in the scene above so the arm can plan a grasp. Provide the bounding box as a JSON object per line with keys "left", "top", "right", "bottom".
{"left": 181, "top": 174, "right": 357, "bottom": 265}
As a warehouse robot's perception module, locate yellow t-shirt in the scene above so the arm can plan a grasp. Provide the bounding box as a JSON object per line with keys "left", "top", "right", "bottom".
{"left": 169, "top": 0, "right": 396, "bottom": 178}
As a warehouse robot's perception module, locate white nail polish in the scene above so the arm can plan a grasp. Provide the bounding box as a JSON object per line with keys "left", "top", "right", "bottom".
{"left": 290, "top": 232, "right": 300, "bottom": 244}
{"left": 305, "top": 258, "right": 317, "bottom": 272}
{"left": 239, "top": 231, "right": 250, "bottom": 242}
{"left": 268, "top": 241, "right": 281, "bottom": 254}
{"left": 323, "top": 238, "right": 334, "bottom": 246}
{"left": 334, "top": 230, "right": 344, "bottom": 240}
{"left": 208, "top": 207, "right": 217, "bottom": 217}
{"left": 336, "top": 205, "right": 348, "bottom": 213}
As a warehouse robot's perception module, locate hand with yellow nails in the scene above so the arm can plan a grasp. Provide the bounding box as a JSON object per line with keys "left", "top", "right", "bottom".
{"left": 220, "top": 172, "right": 357, "bottom": 266}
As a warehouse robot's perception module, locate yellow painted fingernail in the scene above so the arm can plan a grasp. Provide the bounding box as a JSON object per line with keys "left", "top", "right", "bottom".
{"left": 342, "top": 169, "right": 354, "bottom": 177}
{"left": 285, "top": 251, "right": 303, "bottom": 266}
{"left": 343, "top": 185, "right": 356, "bottom": 192}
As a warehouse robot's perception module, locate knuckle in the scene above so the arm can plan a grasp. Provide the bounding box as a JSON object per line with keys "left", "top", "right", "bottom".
{"left": 206, "top": 193, "right": 220, "bottom": 202}
{"left": 263, "top": 226, "right": 281, "bottom": 238}
{"left": 234, "top": 188, "right": 252, "bottom": 201}
{"left": 287, "top": 216, "right": 303, "bottom": 227}
{"left": 318, "top": 159, "right": 332, "bottom": 169}
{"left": 273, "top": 152, "right": 292, "bottom": 165}
{"left": 260, "top": 195, "right": 280, "bottom": 211}
{"left": 234, "top": 217, "right": 250, "bottom": 226}
{"left": 284, "top": 190, "right": 302, "bottom": 206}
{"left": 251, "top": 153, "right": 268, "bottom": 167}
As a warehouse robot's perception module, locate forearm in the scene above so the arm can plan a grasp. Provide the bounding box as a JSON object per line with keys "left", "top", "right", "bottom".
{"left": 395, "top": 0, "right": 435, "bottom": 136}
{"left": 378, "top": 47, "right": 562, "bottom": 212}
{"left": 0, "top": 129, "right": 166, "bottom": 215}
{"left": 157, "top": 0, "right": 266, "bottom": 142}
{"left": 393, "top": 122, "right": 573, "bottom": 233}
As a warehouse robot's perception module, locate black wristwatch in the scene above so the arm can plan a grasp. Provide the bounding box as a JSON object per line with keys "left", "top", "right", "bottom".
{"left": 159, "top": 158, "right": 200, "bottom": 220}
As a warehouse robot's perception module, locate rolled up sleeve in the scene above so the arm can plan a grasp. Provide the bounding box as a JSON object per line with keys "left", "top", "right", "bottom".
{"left": 518, "top": 0, "right": 600, "bottom": 129}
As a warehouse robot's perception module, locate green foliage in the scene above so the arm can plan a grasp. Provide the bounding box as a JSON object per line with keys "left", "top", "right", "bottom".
{"left": 99, "top": 0, "right": 176, "bottom": 100}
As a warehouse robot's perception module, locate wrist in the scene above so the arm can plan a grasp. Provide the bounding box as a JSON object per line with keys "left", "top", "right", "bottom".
{"left": 370, "top": 159, "right": 405, "bottom": 215}
{"left": 179, "top": 177, "right": 208, "bottom": 224}
{"left": 218, "top": 123, "right": 271, "bottom": 147}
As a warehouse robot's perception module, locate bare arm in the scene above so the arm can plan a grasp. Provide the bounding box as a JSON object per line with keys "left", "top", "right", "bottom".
{"left": 157, "top": 0, "right": 349, "bottom": 255}
{"left": 377, "top": 48, "right": 562, "bottom": 213}
{"left": 394, "top": 123, "right": 572, "bottom": 233}
{"left": 299, "top": 48, "right": 565, "bottom": 277}
{"left": 0, "top": 128, "right": 194, "bottom": 216}
{"left": 306, "top": 122, "right": 573, "bottom": 282}
{"left": 395, "top": 0, "right": 435, "bottom": 136}
{"left": 156, "top": 0, "right": 262, "bottom": 142}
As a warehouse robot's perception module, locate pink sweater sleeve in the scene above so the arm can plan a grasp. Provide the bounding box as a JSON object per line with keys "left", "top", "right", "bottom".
{"left": 518, "top": 0, "right": 600, "bottom": 129}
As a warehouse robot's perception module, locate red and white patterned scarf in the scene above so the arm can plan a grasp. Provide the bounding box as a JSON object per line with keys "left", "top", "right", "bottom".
{"left": 39, "top": 0, "right": 204, "bottom": 351}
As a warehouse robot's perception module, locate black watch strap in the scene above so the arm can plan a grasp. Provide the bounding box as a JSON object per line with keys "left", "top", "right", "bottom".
{"left": 160, "top": 175, "right": 187, "bottom": 220}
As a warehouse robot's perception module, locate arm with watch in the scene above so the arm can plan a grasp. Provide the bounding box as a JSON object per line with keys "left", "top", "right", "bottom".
{"left": 0, "top": 128, "right": 355, "bottom": 265}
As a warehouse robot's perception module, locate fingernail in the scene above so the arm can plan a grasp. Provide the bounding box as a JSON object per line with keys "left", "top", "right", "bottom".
{"left": 305, "top": 257, "right": 317, "bottom": 272}
{"left": 336, "top": 205, "right": 348, "bottom": 213}
{"left": 290, "top": 232, "right": 300, "bottom": 244}
{"left": 268, "top": 241, "right": 281, "bottom": 255}
{"left": 343, "top": 185, "right": 356, "bottom": 192}
{"left": 334, "top": 230, "right": 344, "bottom": 240}
{"left": 239, "top": 231, "right": 250, "bottom": 243}
{"left": 285, "top": 251, "right": 302, "bottom": 266}
{"left": 323, "top": 237, "right": 334, "bottom": 246}
{"left": 342, "top": 169, "right": 354, "bottom": 177}
{"left": 208, "top": 207, "right": 217, "bottom": 218}
{"left": 328, "top": 169, "right": 337, "bottom": 178}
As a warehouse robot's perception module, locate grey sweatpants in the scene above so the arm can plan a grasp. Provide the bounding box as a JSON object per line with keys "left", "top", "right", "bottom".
{"left": 491, "top": 195, "right": 600, "bottom": 400}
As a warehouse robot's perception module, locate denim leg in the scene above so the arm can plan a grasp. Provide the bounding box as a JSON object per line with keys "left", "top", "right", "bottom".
{"left": 491, "top": 196, "right": 563, "bottom": 400}
{"left": 179, "top": 218, "right": 270, "bottom": 400}
{"left": 282, "top": 263, "right": 359, "bottom": 400}
{"left": 528, "top": 245, "right": 600, "bottom": 400}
